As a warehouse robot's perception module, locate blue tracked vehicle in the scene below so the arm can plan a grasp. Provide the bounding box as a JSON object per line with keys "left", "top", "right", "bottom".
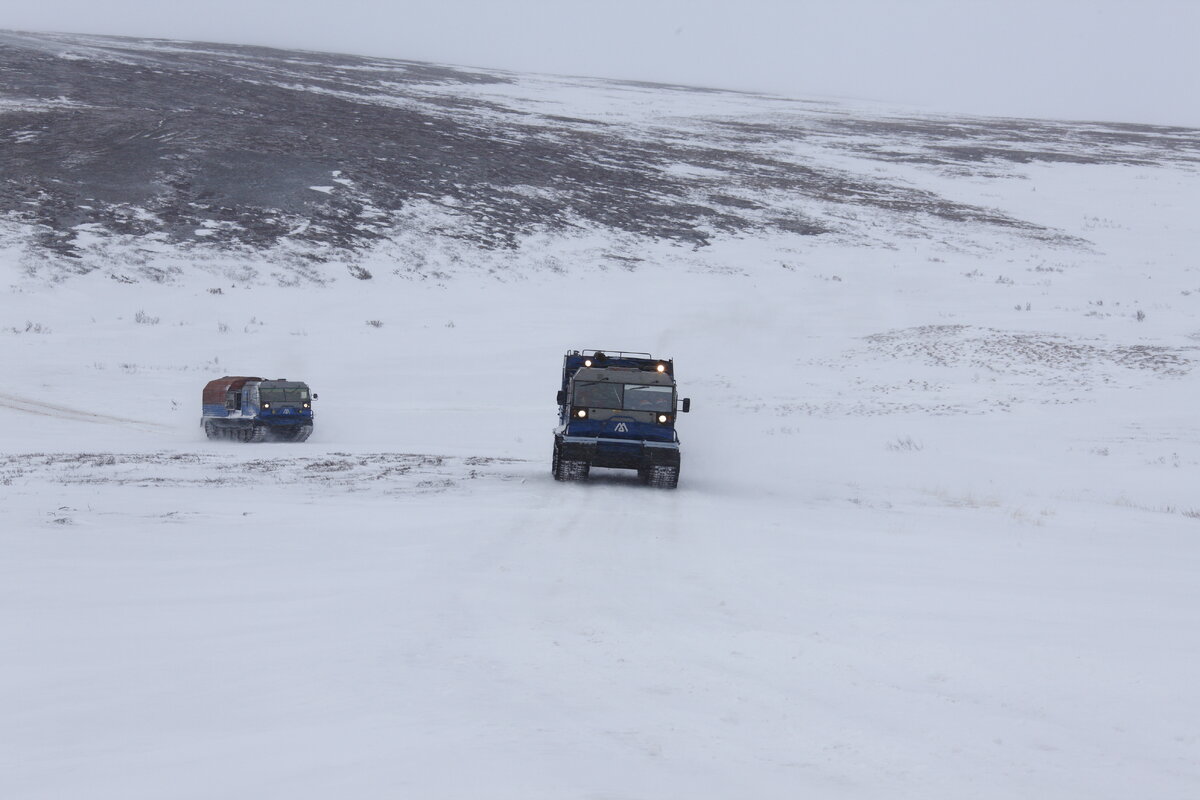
{"left": 202, "top": 376, "right": 316, "bottom": 442}
{"left": 552, "top": 349, "right": 691, "bottom": 488}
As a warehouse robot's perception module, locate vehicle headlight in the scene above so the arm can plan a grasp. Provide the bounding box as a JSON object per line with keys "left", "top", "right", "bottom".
{"left": 657, "top": 414, "right": 668, "bottom": 423}
{"left": 302, "top": 403, "right": 310, "bottom": 409}
{"left": 584, "top": 359, "right": 592, "bottom": 367}
{"left": 262, "top": 402, "right": 271, "bottom": 408}
{"left": 576, "top": 409, "right": 588, "bottom": 419}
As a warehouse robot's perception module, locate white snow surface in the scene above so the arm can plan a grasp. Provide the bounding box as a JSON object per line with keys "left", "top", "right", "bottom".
{"left": 3, "top": 92, "right": 1200, "bottom": 799}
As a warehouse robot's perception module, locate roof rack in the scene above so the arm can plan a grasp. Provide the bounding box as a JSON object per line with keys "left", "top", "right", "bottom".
{"left": 574, "top": 349, "right": 654, "bottom": 360}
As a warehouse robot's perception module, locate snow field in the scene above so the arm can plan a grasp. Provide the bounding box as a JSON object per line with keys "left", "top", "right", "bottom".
{"left": 3, "top": 124, "right": 1200, "bottom": 797}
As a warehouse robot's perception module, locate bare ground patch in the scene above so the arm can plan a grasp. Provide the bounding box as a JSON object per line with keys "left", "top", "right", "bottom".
{"left": 745, "top": 326, "right": 1196, "bottom": 417}
{"left": 0, "top": 451, "right": 528, "bottom": 495}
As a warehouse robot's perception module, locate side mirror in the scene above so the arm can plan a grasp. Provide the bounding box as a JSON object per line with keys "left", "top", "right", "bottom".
{"left": 556, "top": 390, "right": 566, "bottom": 405}
{"left": 312, "top": 394, "right": 318, "bottom": 401}
{"left": 681, "top": 397, "right": 691, "bottom": 413}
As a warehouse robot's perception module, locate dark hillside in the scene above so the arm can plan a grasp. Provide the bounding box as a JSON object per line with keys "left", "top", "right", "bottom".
{"left": 1, "top": 30, "right": 1196, "bottom": 278}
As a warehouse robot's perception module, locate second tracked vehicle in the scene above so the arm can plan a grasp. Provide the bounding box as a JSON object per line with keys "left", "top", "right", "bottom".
{"left": 201, "top": 376, "right": 316, "bottom": 442}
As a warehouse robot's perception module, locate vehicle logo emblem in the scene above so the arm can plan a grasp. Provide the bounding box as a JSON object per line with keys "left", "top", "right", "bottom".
{"left": 614, "top": 422, "right": 629, "bottom": 432}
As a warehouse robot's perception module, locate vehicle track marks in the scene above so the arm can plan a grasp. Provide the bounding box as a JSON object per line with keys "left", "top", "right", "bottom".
{"left": 0, "top": 392, "right": 172, "bottom": 431}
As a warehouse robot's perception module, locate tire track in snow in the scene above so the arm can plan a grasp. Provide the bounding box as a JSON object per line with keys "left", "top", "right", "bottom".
{"left": 0, "top": 392, "right": 173, "bottom": 432}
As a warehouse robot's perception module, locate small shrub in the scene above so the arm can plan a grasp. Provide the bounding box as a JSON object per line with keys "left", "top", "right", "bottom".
{"left": 886, "top": 436, "right": 923, "bottom": 452}
{"left": 217, "top": 322, "right": 230, "bottom": 333}
{"left": 366, "top": 319, "right": 384, "bottom": 328}
{"left": 1136, "top": 309, "right": 1146, "bottom": 322}
{"left": 134, "top": 310, "right": 160, "bottom": 325}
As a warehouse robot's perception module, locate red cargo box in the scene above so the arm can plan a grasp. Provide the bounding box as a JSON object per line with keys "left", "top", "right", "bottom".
{"left": 202, "top": 376, "right": 263, "bottom": 406}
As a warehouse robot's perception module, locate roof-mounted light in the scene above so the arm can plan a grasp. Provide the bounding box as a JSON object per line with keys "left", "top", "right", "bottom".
{"left": 656, "top": 363, "right": 666, "bottom": 373}
{"left": 584, "top": 359, "right": 593, "bottom": 367}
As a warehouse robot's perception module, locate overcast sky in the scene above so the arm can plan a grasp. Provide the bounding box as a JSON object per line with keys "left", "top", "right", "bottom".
{"left": 5, "top": 0, "right": 1198, "bottom": 125}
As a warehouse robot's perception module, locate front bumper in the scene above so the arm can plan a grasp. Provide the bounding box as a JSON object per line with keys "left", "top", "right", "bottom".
{"left": 558, "top": 434, "right": 680, "bottom": 470}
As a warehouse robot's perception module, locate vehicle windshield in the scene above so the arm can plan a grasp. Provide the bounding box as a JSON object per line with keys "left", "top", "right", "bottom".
{"left": 574, "top": 382, "right": 673, "bottom": 412}
{"left": 259, "top": 387, "right": 309, "bottom": 403}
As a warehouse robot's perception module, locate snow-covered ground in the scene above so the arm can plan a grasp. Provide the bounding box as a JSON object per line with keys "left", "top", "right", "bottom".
{"left": 3, "top": 37, "right": 1200, "bottom": 799}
